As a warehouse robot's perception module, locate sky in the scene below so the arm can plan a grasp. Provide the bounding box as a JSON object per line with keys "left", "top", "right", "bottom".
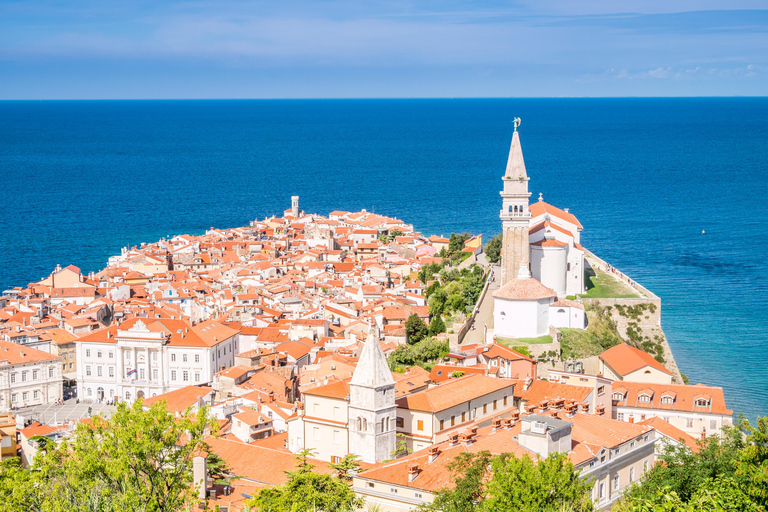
{"left": 0, "top": 0, "right": 766, "bottom": 98}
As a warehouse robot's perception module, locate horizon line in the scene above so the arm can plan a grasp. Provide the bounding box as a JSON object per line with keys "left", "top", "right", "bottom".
{"left": 1, "top": 95, "right": 767, "bottom": 101}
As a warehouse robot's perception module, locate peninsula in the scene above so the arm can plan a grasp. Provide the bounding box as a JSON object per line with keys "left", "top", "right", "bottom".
{"left": 0, "top": 128, "right": 733, "bottom": 511}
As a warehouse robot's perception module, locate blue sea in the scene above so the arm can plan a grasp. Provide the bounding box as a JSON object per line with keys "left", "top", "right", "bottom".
{"left": 1, "top": 99, "right": 766, "bottom": 423}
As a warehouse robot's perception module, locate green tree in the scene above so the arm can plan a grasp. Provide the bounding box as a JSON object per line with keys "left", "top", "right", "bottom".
{"left": 446, "top": 293, "right": 465, "bottom": 313}
{"left": 251, "top": 449, "right": 363, "bottom": 512}
{"left": 392, "top": 433, "right": 413, "bottom": 459}
{"left": 480, "top": 452, "right": 593, "bottom": 512}
{"left": 329, "top": 454, "right": 364, "bottom": 482}
{"left": 405, "top": 313, "right": 429, "bottom": 345}
{"left": 429, "top": 315, "right": 446, "bottom": 336}
{"left": 484, "top": 233, "right": 503, "bottom": 263}
{"left": 428, "top": 287, "right": 448, "bottom": 317}
{"left": 1, "top": 400, "right": 213, "bottom": 512}
{"left": 420, "top": 451, "right": 492, "bottom": 512}
{"left": 207, "top": 450, "right": 238, "bottom": 487}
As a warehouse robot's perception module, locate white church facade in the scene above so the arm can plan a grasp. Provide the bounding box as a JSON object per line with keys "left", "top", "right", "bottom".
{"left": 493, "top": 122, "right": 587, "bottom": 340}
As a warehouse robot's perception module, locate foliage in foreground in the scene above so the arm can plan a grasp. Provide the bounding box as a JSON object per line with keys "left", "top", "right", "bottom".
{"left": 614, "top": 416, "right": 768, "bottom": 511}
{"left": 250, "top": 449, "right": 363, "bottom": 512}
{"left": 0, "top": 400, "right": 212, "bottom": 512}
{"left": 388, "top": 336, "right": 450, "bottom": 370}
{"left": 419, "top": 451, "right": 593, "bottom": 512}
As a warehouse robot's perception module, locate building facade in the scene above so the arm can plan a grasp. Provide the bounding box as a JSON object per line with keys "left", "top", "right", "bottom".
{"left": 0, "top": 340, "right": 63, "bottom": 411}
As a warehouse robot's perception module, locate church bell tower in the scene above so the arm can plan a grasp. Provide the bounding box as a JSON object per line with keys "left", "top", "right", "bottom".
{"left": 348, "top": 327, "right": 396, "bottom": 463}
{"left": 499, "top": 119, "right": 531, "bottom": 286}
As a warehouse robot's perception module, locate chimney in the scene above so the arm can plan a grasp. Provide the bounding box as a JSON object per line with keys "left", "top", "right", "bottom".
{"left": 407, "top": 462, "right": 420, "bottom": 482}
{"left": 510, "top": 410, "right": 520, "bottom": 424}
{"left": 628, "top": 415, "right": 635, "bottom": 424}
{"left": 492, "top": 418, "right": 502, "bottom": 431}
{"left": 502, "top": 418, "right": 512, "bottom": 429}
{"left": 460, "top": 432, "right": 474, "bottom": 446}
{"left": 580, "top": 402, "right": 590, "bottom": 413}
{"left": 193, "top": 455, "right": 207, "bottom": 500}
{"left": 448, "top": 433, "right": 460, "bottom": 447}
{"left": 428, "top": 446, "right": 440, "bottom": 463}
{"left": 523, "top": 377, "right": 533, "bottom": 391}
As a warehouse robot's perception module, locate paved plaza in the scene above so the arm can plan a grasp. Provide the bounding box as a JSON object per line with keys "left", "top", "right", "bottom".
{"left": 11, "top": 400, "right": 117, "bottom": 425}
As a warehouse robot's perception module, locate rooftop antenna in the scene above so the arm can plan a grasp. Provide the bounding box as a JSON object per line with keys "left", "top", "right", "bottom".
{"left": 513, "top": 117, "right": 521, "bottom": 132}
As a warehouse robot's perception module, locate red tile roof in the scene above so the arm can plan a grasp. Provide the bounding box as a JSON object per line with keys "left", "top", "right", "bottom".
{"left": 600, "top": 343, "right": 672, "bottom": 377}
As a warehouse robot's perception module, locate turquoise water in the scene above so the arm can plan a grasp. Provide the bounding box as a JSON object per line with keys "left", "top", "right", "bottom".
{"left": 1, "top": 99, "right": 766, "bottom": 422}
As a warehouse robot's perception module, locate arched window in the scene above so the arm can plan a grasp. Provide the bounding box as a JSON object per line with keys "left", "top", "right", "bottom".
{"left": 508, "top": 205, "right": 513, "bottom": 213}
{"left": 363, "top": 418, "right": 367, "bottom": 431}
{"left": 381, "top": 418, "right": 385, "bottom": 432}
{"left": 357, "top": 417, "right": 362, "bottom": 431}
{"left": 125, "top": 391, "right": 131, "bottom": 401}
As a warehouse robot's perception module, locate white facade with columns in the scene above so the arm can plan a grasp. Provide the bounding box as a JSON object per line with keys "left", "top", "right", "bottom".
{"left": 76, "top": 318, "right": 238, "bottom": 403}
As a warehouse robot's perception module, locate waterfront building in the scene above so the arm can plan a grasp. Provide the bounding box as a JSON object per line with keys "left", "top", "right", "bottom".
{"left": 611, "top": 381, "right": 732, "bottom": 439}
{"left": 599, "top": 343, "right": 674, "bottom": 385}
{"left": 0, "top": 340, "right": 62, "bottom": 412}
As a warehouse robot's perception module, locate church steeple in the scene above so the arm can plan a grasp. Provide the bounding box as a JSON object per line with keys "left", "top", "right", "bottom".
{"left": 499, "top": 121, "right": 532, "bottom": 286}
{"left": 348, "top": 327, "right": 396, "bottom": 463}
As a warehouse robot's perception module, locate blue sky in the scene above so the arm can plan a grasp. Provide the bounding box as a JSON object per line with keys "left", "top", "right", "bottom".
{"left": 1, "top": 1, "right": 766, "bottom": 98}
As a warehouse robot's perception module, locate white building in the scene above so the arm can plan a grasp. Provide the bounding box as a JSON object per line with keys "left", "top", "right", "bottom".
{"left": 492, "top": 267, "right": 557, "bottom": 339}
{"left": 75, "top": 317, "right": 239, "bottom": 402}
{"left": 0, "top": 340, "right": 63, "bottom": 411}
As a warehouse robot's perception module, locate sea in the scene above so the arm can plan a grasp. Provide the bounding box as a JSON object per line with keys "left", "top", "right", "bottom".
{"left": 1, "top": 98, "right": 766, "bottom": 423}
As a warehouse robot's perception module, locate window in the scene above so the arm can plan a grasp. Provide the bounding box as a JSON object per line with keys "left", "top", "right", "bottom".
{"left": 153, "top": 369, "right": 159, "bottom": 380}
{"left": 152, "top": 352, "right": 157, "bottom": 361}
{"left": 331, "top": 456, "right": 341, "bottom": 463}
{"left": 33, "top": 390, "right": 39, "bottom": 399}
{"left": 483, "top": 404, "right": 487, "bottom": 413}
{"left": 613, "top": 474, "right": 619, "bottom": 491}
{"left": 661, "top": 396, "right": 674, "bottom": 405}
{"left": 97, "top": 351, "right": 102, "bottom": 358}
{"left": 10, "top": 373, "right": 15, "bottom": 384}
{"left": 171, "top": 370, "right": 176, "bottom": 381}
{"left": 415, "top": 492, "right": 423, "bottom": 499}
{"left": 367, "top": 482, "right": 375, "bottom": 488}
{"left": 86, "top": 366, "right": 92, "bottom": 376}
{"left": 396, "top": 417, "right": 404, "bottom": 428}
{"left": 363, "top": 418, "right": 367, "bottom": 431}
{"left": 686, "top": 418, "right": 694, "bottom": 428}
{"left": 183, "top": 371, "right": 189, "bottom": 381}
{"left": 109, "top": 367, "right": 114, "bottom": 377}
{"left": 357, "top": 418, "right": 362, "bottom": 431}
{"left": 333, "top": 430, "right": 340, "bottom": 444}
{"left": 643, "top": 461, "right": 648, "bottom": 473}
{"left": 140, "top": 369, "right": 146, "bottom": 380}
{"left": 629, "top": 467, "right": 635, "bottom": 483}
{"left": 195, "top": 354, "right": 200, "bottom": 363}
{"left": 617, "top": 413, "right": 624, "bottom": 421}
{"left": 390, "top": 488, "right": 398, "bottom": 494}
{"left": 22, "top": 392, "right": 28, "bottom": 401}
{"left": 109, "top": 351, "right": 113, "bottom": 358}
{"left": 21, "top": 372, "right": 27, "bottom": 382}
{"left": 612, "top": 392, "right": 625, "bottom": 401}
{"left": 630, "top": 441, "right": 635, "bottom": 448}
{"left": 171, "top": 354, "right": 176, "bottom": 362}
{"left": 11, "top": 394, "right": 17, "bottom": 403}
{"left": 599, "top": 483, "right": 605, "bottom": 499}
{"left": 125, "top": 391, "right": 131, "bottom": 400}
{"left": 638, "top": 394, "right": 651, "bottom": 403}
{"left": 183, "top": 354, "right": 188, "bottom": 362}
{"left": 194, "top": 372, "right": 200, "bottom": 382}
{"left": 48, "top": 367, "right": 54, "bottom": 378}
{"left": 439, "top": 420, "right": 444, "bottom": 431}
{"left": 597, "top": 385, "right": 605, "bottom": 395}
{"left": 503, "top": 396, "right": 508, "bottom": 406}
{"left": 462, "top": 412, "right": 466, "bottom": 422}
{"left": 614, "top": 448, "right": 619, "bottom": 455}
{"left": 32, "top": 370, "right": 39, "bottom": 380}
{"left": 313, "top": 427, "right": 320, "bottom": 440}
{"left": 86, "top": 349, "right": 91, "bottom": 357}
{"left": 69, "top": 363, "right": 73, "bottom": 369}
{"left": 710, "top": 419, "right": 717, "bottom": 430}
{"left": 97, "top": 366, "right": 102, "bottom": 377}
{"left": 493, "top": 399, "right": 497, "bottom": 410}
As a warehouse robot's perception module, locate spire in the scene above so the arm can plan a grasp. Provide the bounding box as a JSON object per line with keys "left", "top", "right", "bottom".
{"left": 350, "top": 328, "right": 395, "bottom": 388}
{"left": 504, "top": 130, "right": 527, "bottom": 180}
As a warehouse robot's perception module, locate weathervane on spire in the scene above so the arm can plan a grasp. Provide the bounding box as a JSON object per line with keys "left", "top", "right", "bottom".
{"left": 513, "top": 117, "right": 521, "bottom": 132}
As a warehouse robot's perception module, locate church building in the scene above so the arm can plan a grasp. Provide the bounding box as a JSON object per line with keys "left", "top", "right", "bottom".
{"left": 493, "top": 122, "right": 586, "bottom": 339}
